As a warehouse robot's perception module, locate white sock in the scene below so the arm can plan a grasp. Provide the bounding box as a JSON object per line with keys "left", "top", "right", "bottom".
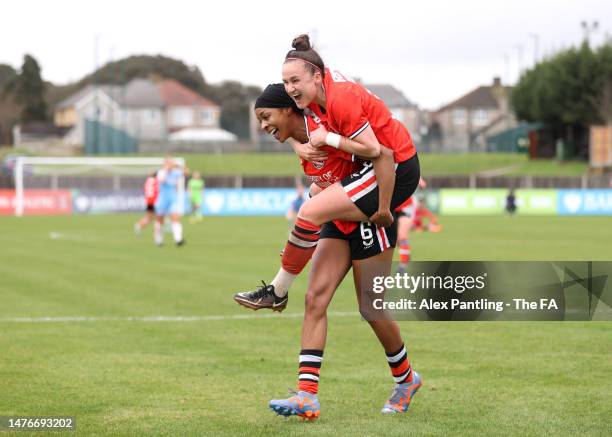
{"left": 270, "top": 268, "right": 297, "bottom": 298}
{"left": 154, "top": 221, "right": 163, "bottom": 245}
{"left": 172, "top": 221, "right": 183, "bottom": 242}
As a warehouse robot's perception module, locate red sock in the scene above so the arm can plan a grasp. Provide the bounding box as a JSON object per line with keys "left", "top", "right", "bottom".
{"left": 281, "top": 218, "right": 320, "bottom": 275}
{"left": 398, "top": 239, "right": 411, "bottom": 264}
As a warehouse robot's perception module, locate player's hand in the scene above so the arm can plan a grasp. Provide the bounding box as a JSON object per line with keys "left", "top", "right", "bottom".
{"left": 293, "top": 141, "right": 328, "bottom": 162}
{"left": 369, "top": 209, "right": 394, "bottom": 227}
{"left": 309, "top": 126, "right": 329, "bottom": 148}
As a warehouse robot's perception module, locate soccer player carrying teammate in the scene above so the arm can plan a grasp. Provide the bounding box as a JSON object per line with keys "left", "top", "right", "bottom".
{"left": 134, "top": 171, "right": 158, "bottom": 235}
{"left": 154, "top": 158, "right": 185, "bottom": 247}
{"left": 188, "top": 171, "right": 205, "bottom": 223}
{"left": 242, "top": 83, "right": 422, "bottom": 418}
{"left": 235, "top": 34, "right": 420, "bottom": 313}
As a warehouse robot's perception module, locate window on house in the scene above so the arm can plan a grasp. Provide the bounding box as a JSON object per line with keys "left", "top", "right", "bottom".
{"left": 143, "top": 109, "right": 160, "bottom": 124}
{"left": 453, "top": 108, "right": 466, "bottom": 125}
{"left": 171, "top": 108, "right": 193, "bottom": 126}
{"left": 472, "top": 109, "right": 489, "bottom": 126}
{"left": 200, "top": 109, "right": 213, "bottom": 125}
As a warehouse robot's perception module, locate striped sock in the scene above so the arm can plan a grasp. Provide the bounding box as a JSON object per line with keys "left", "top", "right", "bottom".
{"left": 398, "top": 239, "right": 411, "bottom": 264}
{"left": 298, "top": 349, "right": 323, "bottom": 394}
{"left": 281, "top": 217, "right": 320, "bottom": 275}
{"left": 386, "top": 344, "right": 412, "bottom": 385}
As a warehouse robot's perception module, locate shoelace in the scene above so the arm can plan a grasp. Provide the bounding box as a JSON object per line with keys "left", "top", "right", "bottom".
{"left": 388, "top": 385, "right": 408, "bottom": 405}
{"left": 248, "top": 281, "right": 271, "bottom": 299}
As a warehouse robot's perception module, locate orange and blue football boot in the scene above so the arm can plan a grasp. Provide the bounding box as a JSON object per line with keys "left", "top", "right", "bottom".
{"left": 381, "top": 371, "right": 422, "bottom": 414}
{"left": 269, "top": 390, "right": 320, "bottom": 420}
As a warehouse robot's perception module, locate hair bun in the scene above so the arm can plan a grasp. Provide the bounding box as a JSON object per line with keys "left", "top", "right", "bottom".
{"left": 292, "top": 34, "right": 311, "bottom": 51}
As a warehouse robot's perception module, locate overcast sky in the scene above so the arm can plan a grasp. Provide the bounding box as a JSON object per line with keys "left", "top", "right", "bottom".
{"left": 1, "top": 0, "right": 610, "bottom": 109}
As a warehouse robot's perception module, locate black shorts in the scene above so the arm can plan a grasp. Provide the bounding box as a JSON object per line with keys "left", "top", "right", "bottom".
{"left": 146, "top": 203, "right": 155, "bottom": 213}
{"left": 320, "top": 217, "right": 398, "bottom": 260}
{"left": 340, "top": 154, "right": 420, "bottom": 218}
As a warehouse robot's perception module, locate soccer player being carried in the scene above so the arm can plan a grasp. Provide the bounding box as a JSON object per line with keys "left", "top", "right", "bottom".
{"left": 154, "top": 157, "right": 186, "bottom": 247}
{"left": 188, "top": 171, "right": 205, "bottom": 224}
{"left": 134, "top": 171, "right": 159, "bottom": 235}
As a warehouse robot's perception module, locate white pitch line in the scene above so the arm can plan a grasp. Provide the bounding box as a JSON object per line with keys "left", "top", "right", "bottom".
{"left": 0, "top": 311, "right": 360, "bottom": 323}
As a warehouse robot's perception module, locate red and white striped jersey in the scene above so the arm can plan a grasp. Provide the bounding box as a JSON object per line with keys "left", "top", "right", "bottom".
{"left": 308, "top": 68, "right": 416, "bottom": 163}
{"left": 144, "top": 176, "right": 159, "bottom": 204}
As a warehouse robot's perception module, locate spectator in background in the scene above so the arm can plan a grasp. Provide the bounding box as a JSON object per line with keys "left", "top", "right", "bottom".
{"left": 505, "top": 188, "right": 517, "bottom": 216}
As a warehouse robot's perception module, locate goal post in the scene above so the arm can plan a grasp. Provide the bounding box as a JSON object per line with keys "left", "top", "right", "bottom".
{"left": 13, "top": 156, "right": 186, "bottom": 217}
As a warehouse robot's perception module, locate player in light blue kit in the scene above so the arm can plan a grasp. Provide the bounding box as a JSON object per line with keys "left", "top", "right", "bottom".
{"left": 154, "top": 157, "right": 186, "bottom": 246}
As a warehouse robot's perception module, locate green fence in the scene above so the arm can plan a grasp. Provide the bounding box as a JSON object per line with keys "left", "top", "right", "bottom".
{"left": 84, "top": 119, "right": 138, "bottom": 155}
{"left": 486, "top": 123, "right": 542, "bottom": 153}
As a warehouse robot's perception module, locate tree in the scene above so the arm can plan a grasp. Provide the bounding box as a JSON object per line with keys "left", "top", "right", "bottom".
{"left": 207, "top": 81, "right": 261, "bottom": 139}
{"left": 0, "top": 64, "right": 19, "bottom": 144}
{"left": 513, "top": 42, "right": 612, "bottom": 127}
{"left": 82, "top": 54, "right": 212, "bottom": 97}
{"left": 14, "top": 54, "right": 47, "bottom": 122}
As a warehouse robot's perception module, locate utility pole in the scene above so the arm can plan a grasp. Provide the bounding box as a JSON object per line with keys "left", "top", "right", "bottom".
{"left": 529, "top": 33, "right": 540, "bottom": 64}
{"left": 503, "top": 53, "right": 510, "bottom": 85}
{"left": 93, "top": 34, "right": 101, "bottom": 154}
{"left": 581, "top": 20, "right": 599, "bottom": 45}
{"left": 515, "top": 44, "right": 524, "bottom": 79}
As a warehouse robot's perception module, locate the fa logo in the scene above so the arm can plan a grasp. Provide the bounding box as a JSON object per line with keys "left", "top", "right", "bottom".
{"left": 312, "top": 160, "right": 325, "bottom": 169}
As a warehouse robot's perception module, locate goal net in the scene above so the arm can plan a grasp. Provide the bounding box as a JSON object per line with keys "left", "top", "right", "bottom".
{"left": 12, "top": 156, "right": 185, "bottom": 216}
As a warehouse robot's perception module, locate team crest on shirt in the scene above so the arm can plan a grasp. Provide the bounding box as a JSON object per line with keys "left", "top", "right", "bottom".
{"left": 312, "top": 160, "right": 325, "bottom": 169}
{"left": 304, "top": 108, "right": 322, "bottom": 124}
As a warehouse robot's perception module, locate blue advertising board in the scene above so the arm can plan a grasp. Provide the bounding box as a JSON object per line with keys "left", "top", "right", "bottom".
{"left": 200, "top": 188, "right": 299, "bottom": 216}
{"left": 557, "top": 189, "right": 612, "bottom": 215}
{"left": 72, "top": 190, "right": 146, "bottom": 214}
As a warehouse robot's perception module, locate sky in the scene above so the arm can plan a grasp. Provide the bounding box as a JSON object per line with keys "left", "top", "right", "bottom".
{"left": 1, "top": 0, "right": 610, "bottom": 109}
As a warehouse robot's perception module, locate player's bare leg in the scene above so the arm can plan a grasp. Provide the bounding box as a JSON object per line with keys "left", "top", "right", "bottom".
{"left": 169, "top": 212, "right": 185, "bottom": 246}
{"left": 154, "top": 215, "right": 164, "bottom": 246}
{"left": 396, "top": 214, "right": 412, "bottom": 273}
{"left": 270, "top": 238, "right": 351, "bottom": 419}
{"left": 353, "top": 248, "right": 422, "bottom": 414}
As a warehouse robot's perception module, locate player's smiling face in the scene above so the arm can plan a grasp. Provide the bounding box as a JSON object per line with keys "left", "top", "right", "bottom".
{"left": 282, "top": 61, "right": 321, "bottom": 109}
{"left": 255, "top": 107, "right": 294, "bottom": 143}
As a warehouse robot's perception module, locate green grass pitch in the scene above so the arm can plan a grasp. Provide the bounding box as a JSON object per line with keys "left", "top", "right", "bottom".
{"left": 0, "top": 215, "right": 611, "bottom": 436}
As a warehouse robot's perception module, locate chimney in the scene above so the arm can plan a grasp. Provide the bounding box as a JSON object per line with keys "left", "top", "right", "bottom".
{"left": 493, "top": 77, "right": 502, "bottom": 87}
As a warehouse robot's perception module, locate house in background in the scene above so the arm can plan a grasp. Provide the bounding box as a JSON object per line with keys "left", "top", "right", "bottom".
{"left": 54, "top": 78, "right": 234, "bottom": 147}
{"left": 432, "top": 77, "right": 516, "bottom": 152}
{"left": 364, "top": 84, "right": 425, "bottom": 143}
{"left": 158, "top": 79, "right": 236, "bottom": 143}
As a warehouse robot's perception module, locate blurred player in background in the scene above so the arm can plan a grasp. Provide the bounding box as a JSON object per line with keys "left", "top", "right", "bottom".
{"left": 286, "top": 182, "right": 305, "bottom": 225}
{"left": 188, "top": 171, "right": 205, "bottom": 224}
{"left": 134, "top": 171, "right": 158, "bottom": 235}
{"left": 395, "top": 178, "right": 427, "bottom": 273}
{"left": 154, "top": 158, "right": 185, "bottom": 246}
{"left": 412, "top": 198, "right": 442, "bottom": 233}
{"left": 505, "top": 188, "right": 517, "bottom": 216}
